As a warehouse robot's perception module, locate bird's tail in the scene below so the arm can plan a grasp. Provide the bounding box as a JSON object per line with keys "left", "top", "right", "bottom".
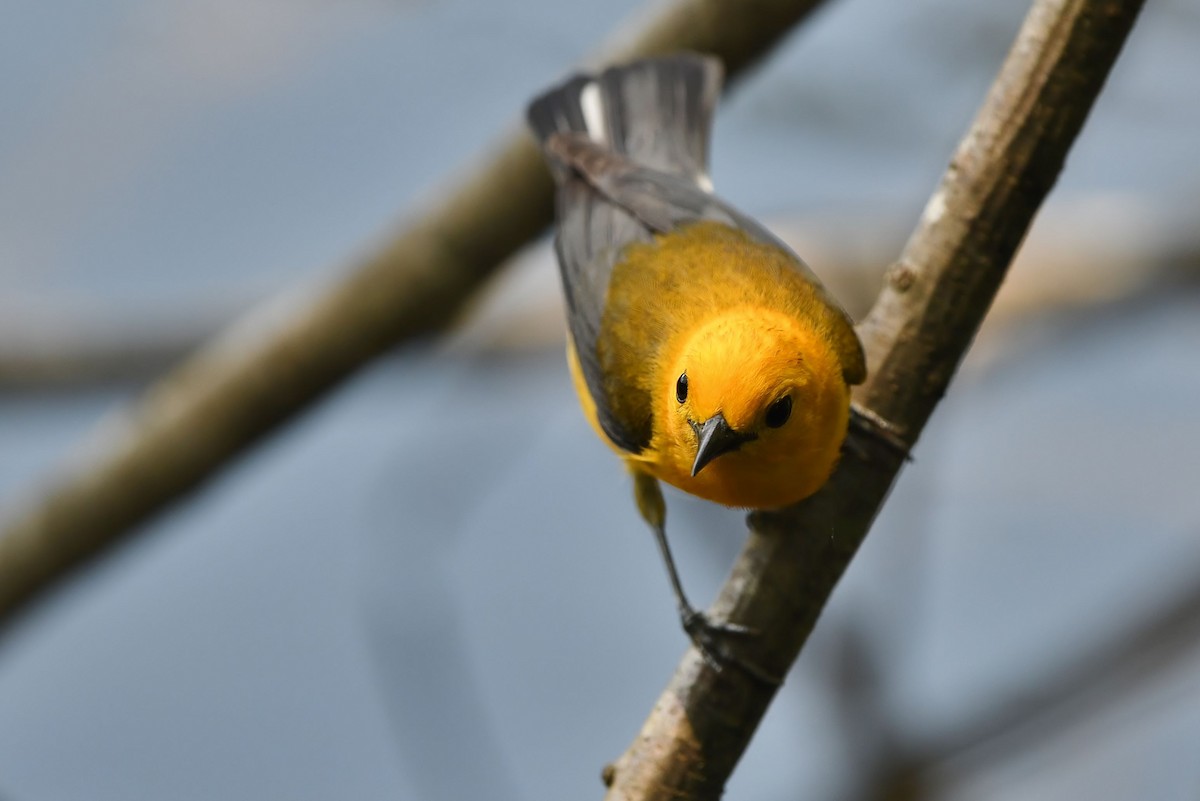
{"left": 526, "top": 53, "right": 722, "bottom": 187}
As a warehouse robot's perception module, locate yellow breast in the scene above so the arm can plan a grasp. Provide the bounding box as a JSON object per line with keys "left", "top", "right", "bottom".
{"left": 567, "top": 221, "right": 857, "bottom": 510}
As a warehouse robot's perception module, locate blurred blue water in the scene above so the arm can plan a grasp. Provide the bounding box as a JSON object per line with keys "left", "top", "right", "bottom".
{"left": 2, "top": 1, "right": 1199, "bottom": 800}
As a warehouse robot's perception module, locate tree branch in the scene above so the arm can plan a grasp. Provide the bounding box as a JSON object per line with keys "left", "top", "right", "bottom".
{"left": 601, "top": 1, "right": 1146, "bottom": 798}
{"left": 0, "top": 0, "right": 834, "bottom": 627}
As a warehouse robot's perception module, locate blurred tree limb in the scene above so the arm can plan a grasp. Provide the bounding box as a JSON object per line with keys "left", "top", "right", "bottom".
{"left": 821, "top": 539, "right": 1200, "bottom": 801}
{"left": 0, "top": 0, "right": 836, "bottom": 626}
{"left": 601, "top": 0, "right": 1146, "bottom": 799}
{"left": 864, "top": 546, "right": 1200, "bottom": 799}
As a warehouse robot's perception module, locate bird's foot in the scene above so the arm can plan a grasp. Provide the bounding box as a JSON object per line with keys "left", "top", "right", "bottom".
{"left": 847, "top": 403, "right": 912, "bottom": 462}
{"left": 680, "top": 607, "right": 781, "bottom": 686}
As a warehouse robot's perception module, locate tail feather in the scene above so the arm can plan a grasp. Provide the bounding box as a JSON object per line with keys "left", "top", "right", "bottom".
{"left": 527, "top": 53, "right": 722, "bottom": 186}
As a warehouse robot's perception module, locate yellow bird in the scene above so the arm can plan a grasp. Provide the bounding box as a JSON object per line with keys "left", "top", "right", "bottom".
{"left": 527, "top": 53, "right": 865, "bottom": 673}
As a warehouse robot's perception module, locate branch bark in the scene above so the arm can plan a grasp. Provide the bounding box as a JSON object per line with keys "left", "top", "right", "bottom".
{"left": 0, "top": 0, "right": 834, "bottom": 627}
{"left": 601, "top": 1, "right": 1146, "bottom": 798}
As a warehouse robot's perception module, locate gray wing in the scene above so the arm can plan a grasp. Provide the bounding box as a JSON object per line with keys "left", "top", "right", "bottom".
{"left": 552, "top": 175, "right": 655, "bottom": 452}
{"left": 528, "top": 54, "right": 723, "bottom": 453}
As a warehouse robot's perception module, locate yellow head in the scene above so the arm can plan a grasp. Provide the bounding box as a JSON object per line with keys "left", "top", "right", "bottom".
{"left": 658, "top": 306, "right": 851, "bottom": 510}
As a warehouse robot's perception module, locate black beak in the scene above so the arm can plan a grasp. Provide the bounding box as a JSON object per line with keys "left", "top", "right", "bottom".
{"left": 690, "top": 413, "right": 756, "bottom": 476}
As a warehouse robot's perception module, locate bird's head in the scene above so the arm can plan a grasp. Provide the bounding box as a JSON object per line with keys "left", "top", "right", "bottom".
{"left": 663, "top": 307, "right": 852, "bottom": 509}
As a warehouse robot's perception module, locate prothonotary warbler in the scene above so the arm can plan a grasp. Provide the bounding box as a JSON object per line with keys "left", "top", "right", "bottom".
{"left": 527, "top": 53, "right": 866, "bottom": 677}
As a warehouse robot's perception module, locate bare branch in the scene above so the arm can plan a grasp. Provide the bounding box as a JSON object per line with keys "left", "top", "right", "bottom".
{"left": 601, "top": 1, "right": 1147, "bottom": 798}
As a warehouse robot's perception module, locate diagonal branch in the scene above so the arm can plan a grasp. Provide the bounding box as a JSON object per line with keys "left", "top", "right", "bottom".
{"left": 0, "top": 0, "right": 835, "bottom": 628}
{"left": 601, "top": 1, "right": 1147, "bottom": 798}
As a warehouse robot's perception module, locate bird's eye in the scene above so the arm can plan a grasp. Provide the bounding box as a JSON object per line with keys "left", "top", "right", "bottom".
{"left": 676, "top": 372, "right": 688, "bottom": 403}
{"left": 765, "top": 395, "right": 792, "bottom": 428}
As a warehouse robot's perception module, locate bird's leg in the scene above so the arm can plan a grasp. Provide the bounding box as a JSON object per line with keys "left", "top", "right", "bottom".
{"left": 632, "top": 471, "right": 779, "bottom": 685}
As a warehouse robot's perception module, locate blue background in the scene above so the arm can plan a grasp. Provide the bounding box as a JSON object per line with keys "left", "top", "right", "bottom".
{"left": 2, "top": 1, "right": 1199, "bottom": 799}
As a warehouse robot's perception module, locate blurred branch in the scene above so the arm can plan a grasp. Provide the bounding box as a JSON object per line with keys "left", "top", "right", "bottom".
{"left": 0, "top": 337, "right": 202, "bottom": 389}
{"left": 849, "top": 549, "right": 1200, "bottom": 800}
{"left": 912, "top": 557, "right": 1200, "bottom": 784}
{"left": 601, "top": 1, "right": 1146, "bottom": 799}
{"left": 0, "top": 0, "right": 837, "bottom": 627}
{"left": 0, "top": 299, "right": 249, "bottom": 389}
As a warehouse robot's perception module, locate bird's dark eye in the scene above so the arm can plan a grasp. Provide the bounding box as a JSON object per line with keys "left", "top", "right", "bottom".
{"left": 765, "top": 395, "right": 792, "bottom": 428}
{"left": 676, "top": 372, "right": 688, "bottom": 403}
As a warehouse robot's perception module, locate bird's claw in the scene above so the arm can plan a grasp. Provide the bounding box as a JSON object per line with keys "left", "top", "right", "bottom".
{"left": 682, "top": 608, "right": 757, "bottom": 639}
{"left": 679, "top": 607, "right": 780, "bottom": 685}
{"left": 847, "top": 404, "right": 912, "bottom": 462}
